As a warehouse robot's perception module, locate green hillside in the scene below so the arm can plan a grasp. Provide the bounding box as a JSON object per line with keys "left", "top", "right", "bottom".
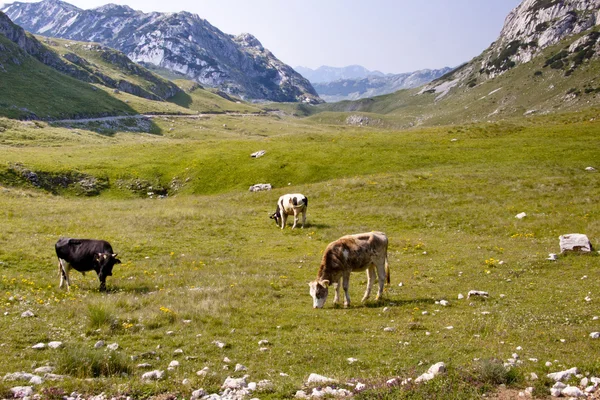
{"left": 168, "top": 79, "right": 262, "bottom": 114}
{"left": 0, "top": 35, "right": 138, "bottom": 120}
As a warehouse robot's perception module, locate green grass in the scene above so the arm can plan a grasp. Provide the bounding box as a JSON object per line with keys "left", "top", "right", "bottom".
{"left": 0, "top": 110, "right": 599, "bottom": 398}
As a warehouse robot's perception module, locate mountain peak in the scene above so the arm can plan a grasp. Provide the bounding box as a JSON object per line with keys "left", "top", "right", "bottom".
{"left": 233, "top": 33, "right": 263, "bottom": 50}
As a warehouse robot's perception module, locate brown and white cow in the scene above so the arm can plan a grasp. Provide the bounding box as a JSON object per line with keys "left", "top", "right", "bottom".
{"left": 309, "top": 231, "right": 390, "bottom": 308}
{"left": 270, "top": 193, "right": 308, "bottom": 229}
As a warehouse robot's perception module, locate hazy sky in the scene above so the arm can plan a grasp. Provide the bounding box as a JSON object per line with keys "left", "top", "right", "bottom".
{"left": 3, "top": 0, "right": 523, "bottom": 73}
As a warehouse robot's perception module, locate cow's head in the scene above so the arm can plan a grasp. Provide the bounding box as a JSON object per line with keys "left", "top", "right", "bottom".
{"left": 308, "top": 279, "right": 330, "bottom": 309}
{"left": 95, "top": 253, "right": 121, "bottom": 287}
{"left": 270, "top": 207, "right": 281, "bottom": 226}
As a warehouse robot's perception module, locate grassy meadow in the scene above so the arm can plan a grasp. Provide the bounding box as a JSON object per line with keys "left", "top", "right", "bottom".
{"left": 0, "top": 111, "right": 599, "bottom": 399}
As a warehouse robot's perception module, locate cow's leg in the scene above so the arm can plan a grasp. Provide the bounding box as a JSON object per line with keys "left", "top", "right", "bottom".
{"left": 375, "top": 258, "right": 386, "bottom": 300}
{"left": 291, "top": 209, "right": 299, "bottom": 229}
{"left": 362, "top": 266, "right": 376, "bottom": 302}
{"left": 342, "top": 272, "right": 351, "bottom": 307}
{"left": 280, "top": 213, "right": 287, "bottom": 229}
{"left": 99, "top": 279, "right": 106, "bottom": 292}
{"left": 333, "top": 278, "right": 342, "bottom": 306}
{"left": 58, "top": 259, "right": 71, "bottom": 291}
{"left": 301, "top": 208, "right": 306, "bottom": 228}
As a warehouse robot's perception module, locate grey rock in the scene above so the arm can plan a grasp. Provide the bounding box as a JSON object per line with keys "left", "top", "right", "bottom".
{"left": 562, "top": 386, "right": 585, "bottom": 397}
{"left": 21, "top": 310, "right": 35, "bottom": 318}
{"left": 306, "top": 373, "right": 336, "bottom": 385}
{"left": 47, "top": 341, "right": 62, "bottom": 349}
{"left": 10, "top": 386, "right": 33, "bottom": 398}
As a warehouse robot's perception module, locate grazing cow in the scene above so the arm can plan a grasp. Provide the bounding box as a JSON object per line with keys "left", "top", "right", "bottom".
{"left": 55, "top": 238, "right": 121, "bottom": 291}
{"left": 309, "top": 231, "right": 389, "bottom": 308}
{"left": 270, "top": 193, "right": 308, "bottom": 229}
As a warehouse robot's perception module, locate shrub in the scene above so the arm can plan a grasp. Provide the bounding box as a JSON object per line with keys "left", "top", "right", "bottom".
{"left": 475, "top": 359, "right": 521, "bottom": 385}
{"left": 56, "top": 345, "right": 131, "bottom": 378}
{"left": 87, "top": 304, "right": 117, "bottom": 330}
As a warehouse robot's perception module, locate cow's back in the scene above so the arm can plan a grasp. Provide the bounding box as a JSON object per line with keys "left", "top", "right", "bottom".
{"left": 320, "top": 231, "right": 387, "bottom": 275}
{"left": 55, "top": 238, "right": 113, "bottom": 269}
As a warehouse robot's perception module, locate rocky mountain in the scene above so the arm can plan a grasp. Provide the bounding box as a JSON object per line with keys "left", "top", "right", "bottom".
{"left": 1, "top": 0, "right": 322, "bottom": 103}
{"left": 294, "top": 65, "right": 386, "bottom": 84}
{"left": 421, "top": 0, "right": 600, "bottom": 96}
{"left": 312, "top": 67, "right": 453, "bottom": 103}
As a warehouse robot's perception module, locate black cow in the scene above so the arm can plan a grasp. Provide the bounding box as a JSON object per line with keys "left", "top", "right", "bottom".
{"left": 55, "top": 238, "right": 121, "bottom": 291}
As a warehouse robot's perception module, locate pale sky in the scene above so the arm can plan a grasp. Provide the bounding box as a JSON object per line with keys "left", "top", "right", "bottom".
{"left": 3, "top": 0, "right": 523, "bottom": 73}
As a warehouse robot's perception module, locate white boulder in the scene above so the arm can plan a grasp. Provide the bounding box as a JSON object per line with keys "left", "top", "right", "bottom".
{"left": 415, "top": 362, "right": 446, "bottom": 383}
{"left": 590, "top": 332, "right": 600, "bottom": 339}
{"left": 562, "top": 386, "right": 585, "bottom": 397}
{"left": 467, "top": 290, "right": 489, "bottom": 299}
{"left": 47, "top": 341, "right": 63, "bottom": 349}
{"left": 547, "top": 367, "right": 578, "bottom": 382}
{"left": 306, "top": 373, "right": 336, "bottom": 385}
{"left": 559, "top": 233, "right": 593, "bottom": 253}
{"left": 141, "top": 370, "right": 165, "bottom": 381}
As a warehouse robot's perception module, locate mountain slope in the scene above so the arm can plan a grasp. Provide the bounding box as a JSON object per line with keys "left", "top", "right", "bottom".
{"left": 310, "top": 0, "right": 600, "bottom": 126}
{"left": 2, "top": 0, "right": 321, "bottom": 103}
{"left": 312, "top": 67, "right": 453, "bottom": 103}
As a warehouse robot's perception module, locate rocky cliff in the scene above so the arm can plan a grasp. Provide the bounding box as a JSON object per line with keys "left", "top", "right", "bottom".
{"left": 2, "top": 0, "right": 321, "bottom": 103}
{"left": 421, "top": 0, "right": 600, "bottom": 98}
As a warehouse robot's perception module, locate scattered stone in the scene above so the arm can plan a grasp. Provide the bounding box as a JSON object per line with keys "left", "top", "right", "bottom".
{"left": 168, "top": 360, "right": 179, "bottom": 370}
{"left": 562, "top": 386, "right": 585, "bottom": 397}
{"left": 446, "top": 326, "right": 454, "bottom": 330}
{"left": 48, "top": 341, "right": 63, "bottom": 349}
{"left": 223, "top": 357, "right": 231, "bottom": 364}
{"left": 234, "top": 364, "right": 247, "bottom": 372}
{"left": 3, "top": 372, "right": 37, "bottom": 381}
{"left": 196, "top": 367, "right": 209, "bottom": 377}
{"left": 221, "top": 375, "right": 248, "bottom": 389}
{"left": 174, "top": 349, "right": 184, "bottom": 355}
{"left": 166, "top": 331, "right": 174, "bottom": 335}
{"left": 581, "top": 377, "right": 589, "bottom": 387}
{"left": 356, "top": 382, "right": 366, "bottom": 391}
{"left": 515, "top": 212, "right": 527, "bottom": 219}
{"left": 415, "top": 362, "right": 446, "bottom": 383}
{"left": 547, "top": 367, "right": 578, "bottom": 382}
{"left": 43, "top": 373, "right": 63, "bottom": 381}
{"left": 213, "top": 340, "right": 226, "bottom": 348}
{"left": 383, "top": 327, "right": 395, "bottom": 332}
{"left": 529, "top": 373, "right": 538, "bottom": 381}
{"left": 94, "top": 340, "right": 105, "bottom": 348}
{"left": 547, "top": 253, "right": 558, "bottom": 261}
{"left": 259, "top": 347, "right": 269, "bottom": 352}
{"left": 257, "top": 380, "right": 273, "bottom": 390}
{"left": 32, "top": 343, "right": 45, "bottom": 350}
{"left": 586, "top": 296, "right": 592, "bottom": 302}
{"left": 306, "top": 373, "right": 336, "bottom": 385}
{"left": 440, "top": 300, "right": 449, "bottom": 306}
{"left": 295, "top": 390, "right": 309, "bottom": 399}
{"left": 141, "top": 370, "right": 165, "bottom": 381}
{"left": 137, "top": 363, "right": 152, "bottom": 369}
{"left": 191, "top": 388, "right": 206, "bottom": 400}
{"left": 467, "top": 290, "right": 489, "bottom": 299}
{"left": 106, "top": 343, "right": 119, "bottom": 351}
{"left": 546, "top": 361, "right": 553, "bottom": 367}
{"left": 559, "top": 233, "right": 593, "bottom": 253}
{"left": 33, "top": 366, "right": 53, "bottom": 374}
{"left": 29, "top": 375, "right": 43, "bottom": 385}
{"left": 250, "top": 150, "right": 266, "bottom": 158}
{"left": 10, "top": 386, "right": 33, "bottom": 398}
{"left": 383, "top": 307, "right": 390, "bottom": 312}
{"left": 458, "top": 293, "right": 464, "bottom": 299}
{"left": 590, "top": 332, "right": 600, "bottom": 339}
{"left": 585, "top": 166, "right": 596, "bottom": 171}
{"left": 21, "top": 310, "right": 35, "bottom": 318}
{"left": 258, "top": 339, "right": 269, "bottom": 346}
{"left": 249, "top": 183, "right": 272, "bottom": 192}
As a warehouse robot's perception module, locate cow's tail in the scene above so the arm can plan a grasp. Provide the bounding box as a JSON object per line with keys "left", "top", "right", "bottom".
{"left": 303, "top": 196, "right": 308, "bottom": 208}
{"left": 385, "top": 254, "right": 390, "bottom": 285}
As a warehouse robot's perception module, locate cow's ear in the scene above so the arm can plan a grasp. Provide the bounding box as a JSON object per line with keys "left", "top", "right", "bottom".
{"left": 94, "top": 253, "right": 102, "bottom": 262}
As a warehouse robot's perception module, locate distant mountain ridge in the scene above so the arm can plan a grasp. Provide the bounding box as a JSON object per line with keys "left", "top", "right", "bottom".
{"left": 1, "top": 0, "right": 322, "bottom": 103}
{"left": 294, "top": 65, "right": 387, "bottom": 83}
{"left": 311, "top": 67, "right": 453, "bottom": 102}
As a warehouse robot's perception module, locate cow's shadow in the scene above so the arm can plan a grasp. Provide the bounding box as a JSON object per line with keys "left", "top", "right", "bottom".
{"left": 361, "top": 297, "right": 435, "bottom": 309}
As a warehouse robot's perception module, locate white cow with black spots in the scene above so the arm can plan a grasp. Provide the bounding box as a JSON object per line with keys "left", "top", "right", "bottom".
{"left": 270, "top": 194, "right": 308, "bottom": 229}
